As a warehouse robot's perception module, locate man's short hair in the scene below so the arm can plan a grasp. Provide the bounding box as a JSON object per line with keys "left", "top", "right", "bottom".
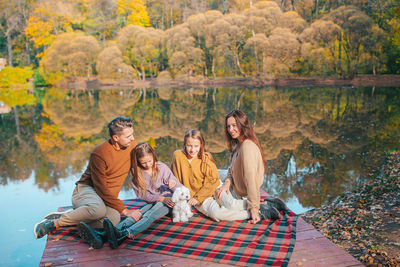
{"left": 107, "top": 117, "right": 133, "bottom": 137}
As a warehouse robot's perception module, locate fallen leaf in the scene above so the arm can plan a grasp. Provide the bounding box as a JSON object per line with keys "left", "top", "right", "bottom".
{"left": 44, "top": 263, "right": 52, "bottom": 267}
{"left": 296, "top": 262, "right": 302, "bottom": 266}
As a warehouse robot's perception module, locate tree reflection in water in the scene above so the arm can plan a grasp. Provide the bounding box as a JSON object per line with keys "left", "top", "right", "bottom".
{"left": 1, "top": 86, "right": 399, "bottom": 212}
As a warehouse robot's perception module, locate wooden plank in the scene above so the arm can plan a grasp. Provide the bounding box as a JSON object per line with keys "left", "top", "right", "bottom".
{"left": 40, "top": 218, "right": 362, "bottom": 267}
{"left": 40, "top": 238, "right": 232, "bottom": 267}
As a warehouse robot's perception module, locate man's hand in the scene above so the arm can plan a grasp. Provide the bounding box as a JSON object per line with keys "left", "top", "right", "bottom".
{"left": 188, "top": 198, "right": 199, "bottom": 206}
{"left": 122, "top": 208, "right": 142, "bottom": 221}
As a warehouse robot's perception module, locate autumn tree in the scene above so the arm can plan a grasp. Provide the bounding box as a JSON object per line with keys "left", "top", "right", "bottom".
{"left": 117, "top": 0, "right": 150, "bottom": 27}
{"left": 0, "top": 0, "right": 31, "bottom": 67}
{"left": 79, "top": 0, "right": 120, "bottom": 41}
{"left": 0, "top": 66, "right": 35, "bottom": 136}
{"left": 244, "top": 33, "right": 269, "bottom": 75}
{"left": 96, "top": 44, "right": 136, "bottom": 80}
{"left": 264, "top": 27, "right": 301, "bottom": 77}
{"left": 117, "top": 25, "right": 166, "bottom": 79}
{"left": 242, "top": 1, "right": 282, "bottom": 36}
{"left": 25, "top": 0, "right": 84, "bottom": 59}
{"left": 278, "top": 11, "right": 307, "bottom": 33}
{"left": 187, "top": 10, "right": 223, "bottom": 77}
{"left": 325, "top": 6, "right": 386, "bottom": 77}
{"left": 246, "top": 1, "right": 283, "bottom": 28}
{"left": 40, "top": 33, "right": 101, "bottom": 83}
{"left": 165, "top": 23, "right": 204, "bottom": 77}
{"left": 299, "top": 19, "right": 341, "bottom": 75}
{"left": 208, "top": 13, "right": 249, "bottom": 76}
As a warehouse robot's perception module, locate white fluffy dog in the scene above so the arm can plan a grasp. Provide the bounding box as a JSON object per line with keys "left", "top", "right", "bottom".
{"left": 171, "top": 186, "right": 193, "bottom": 223}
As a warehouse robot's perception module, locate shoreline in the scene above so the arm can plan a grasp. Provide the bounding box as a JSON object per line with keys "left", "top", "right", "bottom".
{"left": 58, "top": 75, "right": 400, "bottom": 90}
{"left": 301, "top": 152, "right": 400, "bottom": 266}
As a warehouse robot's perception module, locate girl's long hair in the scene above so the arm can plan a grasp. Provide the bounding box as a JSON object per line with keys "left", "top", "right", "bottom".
{"left": 224, "top": 109, "right": 266, "bottom": 173}
{"left": 183, "top": 129, "right": 213, "bottom": 176}
{"left": 131, "top": 142, "right": 159, "bottom": 197}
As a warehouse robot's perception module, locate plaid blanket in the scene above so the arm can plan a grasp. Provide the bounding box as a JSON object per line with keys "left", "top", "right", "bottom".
{"left": 50, "top": 199, "right": 297, "bottom": 267}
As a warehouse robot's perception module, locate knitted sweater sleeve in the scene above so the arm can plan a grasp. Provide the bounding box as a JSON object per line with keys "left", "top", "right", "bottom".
{"left": 241, "top": 141, "right": 263, "bottom": 213}
{"left": 193, "top": 154, "right": 220, "bottom": 204}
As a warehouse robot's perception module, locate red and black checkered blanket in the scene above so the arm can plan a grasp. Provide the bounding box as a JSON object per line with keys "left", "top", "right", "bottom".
{"left": 50, "top": 199, "right": 297, "bottom": 267}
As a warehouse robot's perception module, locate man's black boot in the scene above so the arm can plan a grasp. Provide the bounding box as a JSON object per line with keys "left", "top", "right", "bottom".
{"left": 103, "top": 218, "right": 129, "bottom": 249}
{"left": 77, "top": 222, "right": 105, "bottom": 249}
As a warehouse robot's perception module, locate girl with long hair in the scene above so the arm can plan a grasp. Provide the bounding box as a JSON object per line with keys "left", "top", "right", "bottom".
{"left": 171, "top": 129, "right": 220, "bottom": 217}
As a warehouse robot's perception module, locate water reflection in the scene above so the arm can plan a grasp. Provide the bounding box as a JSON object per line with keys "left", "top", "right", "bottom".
{"left": 1, "top": 86, "right": 399, "bottom": 210}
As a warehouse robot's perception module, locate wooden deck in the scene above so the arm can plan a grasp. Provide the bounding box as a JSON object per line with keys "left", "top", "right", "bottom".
{"left": 40, "top": 217, "right": 362, "bottom": 267}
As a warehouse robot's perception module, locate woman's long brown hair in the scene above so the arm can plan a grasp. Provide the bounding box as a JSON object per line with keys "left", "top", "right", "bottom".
{"left": 224, "top": 109, "right": 266, "bottom": 173}
{"left": 131, "top": 142, "right": 159, "bottom": 197}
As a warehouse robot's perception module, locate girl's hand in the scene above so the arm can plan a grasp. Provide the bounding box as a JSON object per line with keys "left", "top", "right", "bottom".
{"left": 123, "top": 209, "right": 142, "bottom": 221}
{"left": 188, "top": 198, "right": 199, "bottom": 206}
{"left": 249, "top": 209, "right": 260, "bottom": 224}
{"left": 159, "top": 196, "right": 175, "bottom": 208}
{"left": 168, "top": 179, "right": 176, "bottom": 189}
{"left": 216, "top": 181, "right": 230, "bottom": 199}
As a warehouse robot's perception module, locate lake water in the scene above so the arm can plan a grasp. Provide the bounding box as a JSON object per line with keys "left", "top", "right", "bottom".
{"left": 1, "top": 85, "right": 399, "bottom": 266}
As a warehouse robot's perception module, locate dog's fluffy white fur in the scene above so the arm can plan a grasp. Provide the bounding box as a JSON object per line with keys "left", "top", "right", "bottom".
{"left": 171, "top": 186, "right": 193, "bottom": 222}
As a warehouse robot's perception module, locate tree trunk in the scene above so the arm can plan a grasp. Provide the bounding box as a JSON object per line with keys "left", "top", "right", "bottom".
{"left": 13, "top": 106, "right": 21, "bottom": 136}
{"left": 314, "top": 0, "right": 319, "bottom": 20}
{"left": 141, "top": 64, "right": 145, "bottom": 81}
{"left": 338, "top": 34, "right": 342, "bottom": 77}
{"left": 234, "top": 51, "right": 246, "bottom": 77}
{"left": 25, "top": 40, "right": 31, "bottom": 65}
{"left": 7, "top": 33, "right": 13, "bottom": 67}
{"left": 211, "top": 58, "right": 216, "bottom": 78}
{"left": 170, "top": 7, "right": 173, "bottom": 27}
{"left": 142, "top": 88, "right": 146, "bottom": 102}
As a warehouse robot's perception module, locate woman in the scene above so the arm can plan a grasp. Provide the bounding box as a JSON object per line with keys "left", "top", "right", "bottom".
{"left": 213, "top": 109, "right": 286, "bottom": 224}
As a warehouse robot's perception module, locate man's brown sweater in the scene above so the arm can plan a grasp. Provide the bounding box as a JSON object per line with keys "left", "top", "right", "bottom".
{"left": 77, "top": 140, "right": 136, "bottom": 213}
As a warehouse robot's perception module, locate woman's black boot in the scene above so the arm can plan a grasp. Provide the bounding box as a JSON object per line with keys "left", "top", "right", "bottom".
{"left": 265, "top": 196, "right": 288, "bottom": 213}
{"left": 259, "top": 202, "right": 281, "bottom": 220}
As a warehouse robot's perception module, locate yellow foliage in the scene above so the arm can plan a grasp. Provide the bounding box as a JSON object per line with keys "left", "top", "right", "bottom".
{"left": 117, "top": 0, "right": 150, "bottom": 26}
{"left": 0, "top": 67, "right": 34, "bottom": 87}
{"left": 0, "top": 67, "right": 36, "bottom": 107}
{"left": 146, "top": 137, "right": 156, "bottom": 148}
{"left": 25, "top": 16, "right": 55, "bottom": 50}
{"left": 24, "top": 1, "right": 80, "bottom": 56}
{"left": 34, "top": 123, "right": 65, "bottom": 153}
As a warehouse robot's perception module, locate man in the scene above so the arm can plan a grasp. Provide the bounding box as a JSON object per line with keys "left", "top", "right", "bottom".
{"left": 34, "top": 116, "right": 139, "bottom": 248}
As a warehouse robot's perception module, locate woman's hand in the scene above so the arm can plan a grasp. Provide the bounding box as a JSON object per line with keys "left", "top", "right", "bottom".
{"left": 216, "top": 180, "right": 230, "bottom": 199}
{"left": 188, "top": 198, "right": 199, "bottom": 206}
{"left": 159, "top": 196, "right": 175, "bottom": 208}
{"left": 249, "top": 209, "right": 260, "bottom": 224}
{"left": 122, "top": 208, "right": 142, "bottom": 221}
